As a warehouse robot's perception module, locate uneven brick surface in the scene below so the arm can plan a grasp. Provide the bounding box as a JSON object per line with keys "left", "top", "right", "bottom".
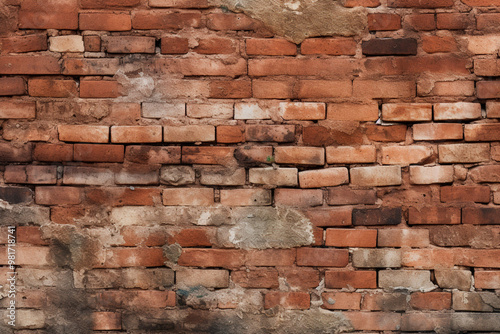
{"left": 0, "top": 1, "right": 499, "bottom": 332}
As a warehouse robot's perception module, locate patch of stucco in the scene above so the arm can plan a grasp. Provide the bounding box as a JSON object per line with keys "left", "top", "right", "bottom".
{"left": 211, "top": 0, "right": 367, "bottom": 43}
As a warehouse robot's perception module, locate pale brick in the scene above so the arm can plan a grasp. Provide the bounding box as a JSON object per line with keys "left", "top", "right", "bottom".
{"left": 164, "top": 125, "right": 215, "bottom": 142}
{"left": 439, "top": 143, "right": 490, "bottom": 163}
{"left": 413, "top": 123, "right": 463, "bottom": 141}
{"left": 382, "top": 103, "right": 432, "bottom": 122}
{"left": 299, "top": 168, "right": 348, "bottom": 188}
{"left": 163, "top": 188, "right": 214, "bottom": 206}
{"left": 11, "top": 310, "right": 45, "bottom": 329}
{"left": 434, "top": 102, "right": 481, "bottom": 120}
{"left": 326, "top": 146, "right": 376, "bottom": 164}
{"left": 350, "top": 166, "right": 402, "bottom": 186}
{"left": 465, "top": 35, "right": 500, "bottom": 54}
{"left": 49, "top": 35, "right": 84, "bottom": 52}
{"left": 451, "top": 313, "right": 500, "bottom": 332}
{"left": 160, "top": 166, "right": 195, "bottom": 185}
{"left": 58, "top": 125, "right": 109, "bottom": 143}
{"left": 379, "top": 270, "right": 437, "bottom": 291}
{"left": 352, "top": 249, "right": 402, "bottom": 268}
{"left": 234, "top": 102, "right": 271, "bottom": 119}
{"left": 187, "top": 103, "right": 233, "bottom": 119}
{"left": 142, "top": 102, "right": 185, "bottom": 118}
{"left": 0, "top": 101, "right": 36, "bottom": 119}
{"left": 381, "top": 146, "right": 433, "bottom": 165}
{"left": 111, "top": 126, "right": 162, "bottom": 143}
{"left": 220, "top": 189, "right": 271, "bottom": 206}
{"left": 249, "top": 168, "right": 298, "bottom": 186}
{"left": 199, "top": 167, "right": 246, "bottom": 186}
{"left": 435, "top": 269, "right": 472, "bottom": 291}
{"left": 115, "top": 167, "right": 159, "bottom": 185}
{"left": 176, "top": 269, "right": 229, "bottom": 288}
{"left": 63, "top": 166, "right": 114, "bottom": 186}
{"left": 378, "top": 229, "right": 430, "bottom": 248}
{"left": 409, "top": 166, "right": 454, "bottom": 184}
{"left": 280, "top": 102, "right": 326, "bottom": 120}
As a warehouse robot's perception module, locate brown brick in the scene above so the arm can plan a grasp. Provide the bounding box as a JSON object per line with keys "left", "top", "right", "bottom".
{"left": 0, "top": 77, "right": 25, "bottom": 96}
{"left": 378, "top": 229, "right": 429, "bottom": 247}
{"left": 207, "top": 13, "right": 260, "bottom": 31}
{"left": 105, "top": 36, "right": 155, "bottom": 53}
{"left": 381, "top": 146, "right": 433, "bottom": 165}
{"left": 362, "top": 38, "right": 417, "bottom": 55}
{"left": 199, "top": 166, "right": 245, "bottom": 186}
{"left": 422, "top": 35, "right": 457, "bottom": 53}
{"left": 149, "top": 0, "right": 209, "bottom": 7}
{"left": 437, "top": 13, "right": 469, "bottom": 30}
{"left": 300, "top": 38, "right": 356, "bottom": 55}
{"left": 182, "top": 146, "right": 235, "bottom": 165}
{"left": 299, "top": 168, "right": 348, "bottom": 188}
{"left": 246, "top": 125, "right": 295, "bottom": 142}
{"left": 92, "top": 312, "right": 121, "bottom": 331}
{"left": 161, "top": 37, "right": 189, "bottom": 54}
{"left": 408, "top": 207, "right": 461, "bottom": 225}
{"left": 362, "top": 293, "right": 407, "bottom": 311}
{"left": 354, "top": 80, "right": 415, "bottom": 99}
{"left": 297, "top": 248, "right": 349, "bottom": 267}
{"left": 252, "top": 79, "right": 294, "bottom": 99}
{"left": 73, "top": 144, "right": 124, "bottom": 163}
{"left": 297, "top": 80, "right": 352, "bottom": 98}
{"left": 0, "top": 101, "right": 35, "bottom": 119}
{"left": 126, "top": 146, "right": 180, "bottom": 164}
{"left": 249, "top": 58, "right": 359, "bottom": 77}
{"left": 439, "top": 143, "right": 490, "bottom": 163}
{"left": 209, "top": 80, "right": 251, "bottom": 98}
{"left": 388, "top": 0, "right": 453, "bottom": 7}
{"left": 63, "top": 58, "right": 119, "bottom": 75}
{"left": 327, "top": 187, "right": 377, "bottom": 206}
{"left": 475, "top": 59, "right": 500, "bottom": 77}
{"left": 59, "top": 125, "right": 109, "bottom": 143}
{"left": 19, "top": 1, "right": 78, "bottom": 30}
{"left": 84, "top": 35, "right": 101, "bottom": 52}
{"left": 325, "top": 270, "right": 377, "bottom": 289}
{"left": 35, "top": 186, "right": 82, "bottom": 205}
{"left": 366, "top": 124, "right": 407, "bottom": 142}
{"left": 220, "top": 189, "right": 271, "bottom": 206}
{"left": 99, "top": 248, "right": 165, "bottom": 268}
{"left": 353, "top": 207, "right": 402, "bottom": 226}
{"left": 216, "top": 126, "right": 245, "bottom": 143}
{"left": 303, "top": 208, "right": 352, "bottom": 227}
{"left": 232, "top": 269, "right": 279, "bottom": 288}
{"left": 462, "top": 207, "right": 500, "bottom": 225}
{"left": 0, "top": 187, "right": 33, "bottom": 204}
{"left": 327, "top": 103, "right": 379, "bottom": 121}
{"left": 274, "top": 189, "right": 323, "bottom": 207}
{"left": 368, "top": 13, "right": 401, "bottom": 31}
{"left": 85, "top": 187, "right": 160, "bottom": 206}
{"left": 475, "top": 271, "right": 500, "bottom": 289}
{"left": 5, "top": 165, "right": 57, "bottom": 185}
{"left": 178, "top": 249, "right": 245, "bottom": 269}
{"left": 80, "top": 12, "right": 132, "bottom": 31}
{"left": 441, "top": 186, "right": 490, "bottom": 203}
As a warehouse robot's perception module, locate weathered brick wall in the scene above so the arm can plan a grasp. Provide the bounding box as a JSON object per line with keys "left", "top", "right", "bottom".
{"left": 0, "top": 0, "right": 500, "bottom": 332}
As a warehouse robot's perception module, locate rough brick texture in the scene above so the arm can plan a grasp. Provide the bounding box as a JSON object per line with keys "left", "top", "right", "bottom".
{"left": 1, "top": 1, "right": 498, "bottom": 332}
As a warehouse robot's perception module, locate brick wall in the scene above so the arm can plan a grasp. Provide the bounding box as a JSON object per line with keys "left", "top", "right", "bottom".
{"left": 0, "top": 0, "right": 500, "bottom": 332}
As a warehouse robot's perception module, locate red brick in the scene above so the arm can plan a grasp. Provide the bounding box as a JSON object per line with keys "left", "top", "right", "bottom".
{"left": 246, "top": 249, "right": 296, "bottom": 266}
{"left": 455, "top": 249, "right": 500, "bottom": 268}
{"left": 81, "top": 0, "right": 140, "bottom": 8}
{"left": 92, "top": 312, "right": 121, "bottom": 331}
{"left": 149, "top": 0, "right": 209, "bottom": 7}
{"left": 164, "top": 125, "right": 215, "bottom": 142}
{"left": 422, "top": 35, "right": 457, "bottom": 53}
{"left": 299, "top": 168, "right": 348, "bottom": 188}
{"left": 465, "top": 124, "right": 500, "bottom": 141}
{"left": 441, "top": 186, "right": 490, "bottom": 203}
{"left": 462, "top": 207, "right": 500, "bottom": 225}
{"left": 249, "top": 58, "right": 358, "bottom": 77}
{"left": 368, "top": 13, "right": 401, "bottom": 31}
{"left": 405, "top": 14, "right": 435, "bottom": 31}
{"left": 477, "top": 81, "right": 500, "bottom": 99}
{"left": 438, "top": 143, "right": 490, "bottom": 163}
{"left": 296, "top": 248, "right": 348, "bottom": 267}
{"left": 0, "top": 143, "right": 32, "bottom": 162}
{"left": 275, "top": 146, "right": 324, "bottom": 165}
{"left": 73, "top": 144, "right": 124, "bottom": 163}
{"left": 132, "top": 11, "right": 201, "bottom": 30}
{"left": 99, "top": 248, "right": 165, "bottom": 268}
{"left": 85, "top": 187, "right": 160, "bottom": 206}
{"left": 161, "top": 37, "right": 189, "bottom": 54}
{"left": 388, "top": 0, "right": 453, "bottom": 7}
{"left": 252, "top": 80, "right": 294, "bottom": 99}
{"left": 265, "top": 292, "right": 310, "bottom": 310}
{"left": 303, "top": 208, "right": 352, "bottom": 227}
{"left": 28, "top": 78, "right": 77, "bottom": 98}
{"left": 182, "top": 146, "right": 235, "bottom": 165}
{"left": 17, "top": 226, "right": 47, "bottom": 245}
{"left": 163, "top": 188, "right": 213, "bottom": 206}
{"left": 274, "top": 189, "right": 323, "bottom": 207}
{"left": 408, "top": 207, "right": 460, "bottom": 225}
{"left": 111, "top": 126, "right": 162, "bottom": 143}
{"left": 5, "top": 165, "right": 57, "bottom": 184}
{"left": 344, "top": 312, "right": 401, "bottom": 331}
{"left": 0, "top": 77, "right": 25, "bottom": 96}
{"left": 80, "top": 80, "right": 121, "bottom": 98}
{"left": 178, "top": 249, "right": 245, "bottom": 269}
{"left": 322, "top": 292, "right": 362, "bottom": 310}
{"left": 325, "top": 270, "right": 377, "bottom": 289}
{"left": 246, "top": 124, "right": 295, "bottom": 142}
{"left": 297, "top": 80, "right": 352, "bottom": 98}
{"left": 378, "top": 229, "right": 429, "bottom": 247}
{"left": 80, "top": 12, "right": 131, "bottom": 31}
{"left": 126, "top": 146, "right": 180, "bottom": 164}
{"left": 470, "top": 165, "right": 500, "bottom": 183}
{"left": 84, "top": 35, "right": 101, "bottom": 52}
{"left": 194, "top": 38, "right": 235, "bottom": 54}
{"left": 246, "top": 38, "right": 296, "bottom": 56}
{"left": 19, "top": 2, "right": 78, "bottom": 30}
{"left": 354, "top": 80, "right": 415, "bottom": 99}
{"left": 402, "top": 249, "right": 455, "bottom": 269}
{"left": 436, "top": 13, "right": 470, "bottom": 29}
{"left": 207, "top": 13, "right": 260, "bottom": 31}
{"left": 475, "top": 271, "right": 500, "bottom": 289}
{"left": 58, "top": 125, "right": 109, "bottom": 143}
{"left": 209, "top": 80, "right": 251, "bottom": 99}
{"left": 325, "top": 229, "right": 377, "bottom": 247}
{"left": 413, "top": 123, "right": 463, "bottom": 141}
{"left": 300, "top": 38, "right": 356, "bottom": 55}
{"left": 0, "top": 101, "right": 35, "bottom": 119}
{"left": 475, "top": 59, "right": 500, "bottom": 76}
{"left": 0, "top": 56, "right": 61, "bottom": 75}
{"left": 216, "top": 126, "right": 245, "bottom": 143}
{"left": 119, "top": 227, "right": 168, "bottom": 247}
{"left": 278, "top": 267, "right": 320, "bottom": 289}
{"left": 232, "top": 269, "right": 279, "bottom": 288}
{"left": 382, "top": 103, "right": 432, "bottom": 122}
{"left": 33, "top": 143, "right": 72, "bottom": 162}
{"left": 105, "top": 36, "right": 155, "bottom": 53}
{"left": 381, "top": 145, "right": 433, "bottom": 165}
{"left": 168, "top": 229, "right": 212, "bottom": 247}
{"left": 63, "top": 58, "right": 119, "bottom": 75}
{"left": 0, "top": 34, "right": 47, "bottom": 53}
{"left": 327, "top": 103, "right": 379, "bottom": 121}
{"left": 35, "top": 186, "right": 82, "bottom": 205}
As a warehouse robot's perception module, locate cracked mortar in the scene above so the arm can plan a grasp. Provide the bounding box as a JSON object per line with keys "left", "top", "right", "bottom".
{"left": 211, "top": 0, "right": 367, "bottom": 43}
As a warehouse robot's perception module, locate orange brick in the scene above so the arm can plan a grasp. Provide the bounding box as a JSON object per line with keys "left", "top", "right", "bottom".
{"left": 207, "top": 13, "right": 260, "bottom": 31}
{"left": 368, "top": 13, "right": 401, "bottom": 30}
{"left": 354, "top": 80, "right": 415, "bottom": 99}
{"left": 413, "top": 123, "right": 463, "bottom": 141}
{"left": 406, "top": 14, "right": 436, "bottom": 31}
{"left": 381, "top": 103, "right": 432, "bottom": 122}
{"left": 381, "top": 145, "right": 433, "bottom": 165}
{"left": 246, "top": 38, "right": 297, "bottom": 56}
{"left": 58, "top": 125, "right": 109, "bottom": 143}
{"left": 0, "top": 34, "right": 48, "bottom": 53}
{"left": 300, "top": 38, "right": 356, "bottom": 55}
{"left": 80, "top": 80, "right": 121, "bottom": 98}
{"left": 436, "top": 13, "right": 470, "bottom": 30}
{"left": 350, "top": 166, "right": 402, "bottom": 186}
{"left": 274, "top": 189, "right": 323, "bottom": 207}
{"left": 168, "top": 229, "right": 212, "bottom": 247}
{"left": 326, "top": 146, "right": 377, "bottom": 164}
{"left": 297, "top": 80, "right": 352, "bottom": 99}
{"left": 85, "top": 187, "right": 161, "bottom": 206}
{"left": 325, "top": 270, "right": 377, "bottom": 289}
{"left": 325, "top": 229, "right": 377, "bottom": 247}
{"left": 422, "top": 36, "right": 457, "bottom": 53}
{"left": 475, "top": 271, "right": 500, "bottom": 289}
{"left": 427, "top": 81, "right": 475, "bottom": 96}
{"left": 303, "top": 208, "right": 352, "bottom": 227}
{"left": 178, "top": 249, "right": 245, "bottom": 269}
{"left": 33, "top": 143, "right": 73, "bottom": 162}
{"left": 216, "top": 126, "right": 245, "bottom": 143}
{"left": 402, "top": 249, "right": 455, "bottom": 269}
{"left": 0, "top": 101, "right": 35, "bottom": 119}
{"left": 343, "top": 0, "right": 381, "bottom": 6}
{"left": 275, "top": 146, "right": 324, "bottom": 165}
{"left": 265, "top": 292, "right": 310, "bottom": 310}
{"left": 28, "top": 78, "right": 77, "bottom": 98}
{"left": 79, "top": 12, "right": 132, "bottom": 31}
{"left": 164, "top": 125, "right": 215, "bottom": 142}
{"left": 17, "top": 226, "right": 47, "bottom": 245}
{"left": 84, "top": 35, "right": 101, "bottom": 52}
{"left": 0, "top": 56, "right": 61, "bottom": 75}
{"left": 163, "top": 188, "right": 214, "bottom": 206}
{"left": 299, "top": 168, "right": 348, "bottom": 188}
{"left": 252, "top": 80, "right": 294, "bottom": 99}
{"left": 327, "top": 103, "right": 379, "bottom": 121}
{"left": 0, "top": 77, "right": 26, "bottom": 96}
{"left": 132, "top": 11, "right": 202, "bottom": 30}
{"left": 296, "top": 248, "right": 349, "bottom": 267}
{"left": 161, "top": 37, "right": 189, "bottom": 54}
{"left": 149, "top": 0, "right": 209, "bottom": 7}
{"left": 439, "top": 143, "right": 490, "bottom": 163}
{"left": 35, "top": 186, "right": 82, "bottom": 205}
{"left": 455, "top": 249, "right": 500, "bottom": 268}
{"left": 232, "top": 269, "right": 279, "bottom": 288}
{"left": 410, "top": 292, "right": 451, "bottom": 310}
{"left": 119, "top": 227, "right": 168, "bottom": 247}
{"left": 19, "top": 3, "right": 78, "bottom": 30}
{"left": 246, "top": 249, "right": 296, "bottom": 266}
{"left": 366, "top": 124, "right": 407, "bottom": 142}
{"left": 477, "top": 81, "right": 500, "bottom": 99}
{"left": 194, "top": 37, "right": 235, "bottom": 54}
{"left": 111, "top": 126, "right": 162, "bottom": 143}
{"left": 322, "top": 292, "right": 362, "bottom": 310}
{"left": 344, "top": 312, "right": 401, "bottom": 331}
